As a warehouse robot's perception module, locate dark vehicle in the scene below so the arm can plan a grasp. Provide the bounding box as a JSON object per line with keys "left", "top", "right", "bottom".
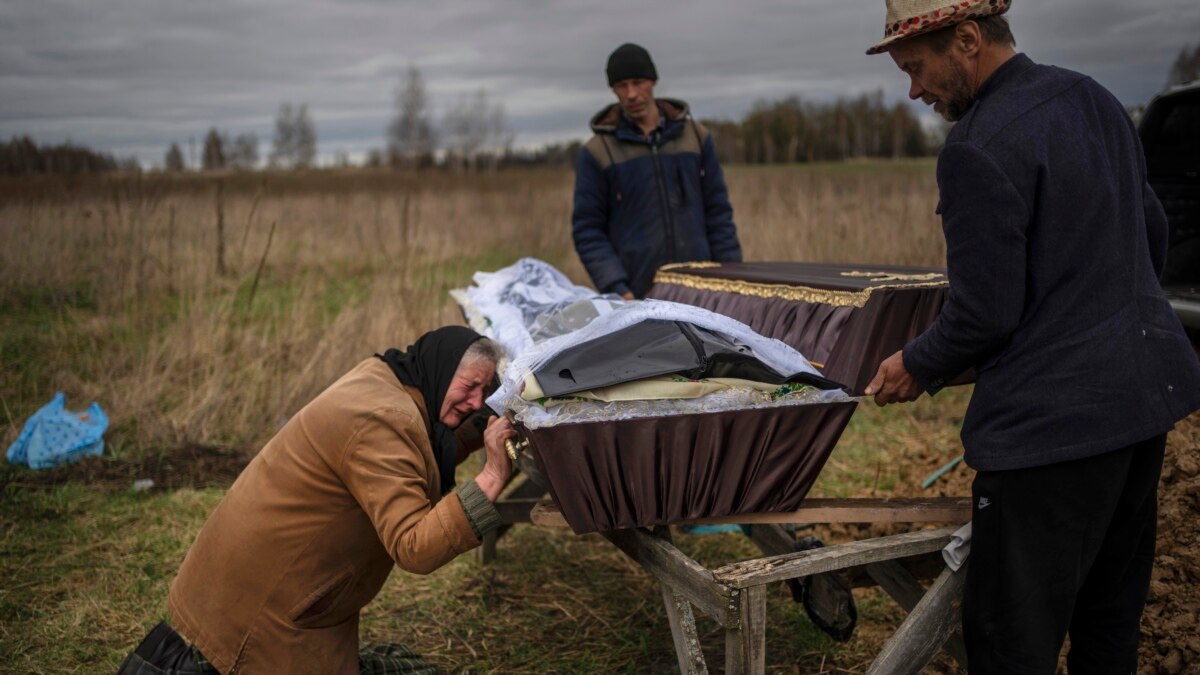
{"left": 1139, "top": 80, "right": 1200, "bottom": 338}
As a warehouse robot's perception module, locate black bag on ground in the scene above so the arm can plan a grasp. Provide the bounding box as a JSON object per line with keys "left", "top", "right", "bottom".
{"left": 786, "top": 536, "right": 859, "bottom": 642}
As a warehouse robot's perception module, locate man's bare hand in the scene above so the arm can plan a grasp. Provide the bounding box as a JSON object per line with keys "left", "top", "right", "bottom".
{"left": 864, "top": 350, "right": 924, "bottom": 406}
{"left": 621, "top": 292, "right": 635, "bottom": 301}
{"left": 475, "top": 416, "right": 515, "bottom": 501}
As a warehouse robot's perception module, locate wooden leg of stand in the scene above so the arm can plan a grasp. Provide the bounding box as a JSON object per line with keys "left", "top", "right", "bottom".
{"left": 477, "top": 448, "right": 496, "bottom": 564}
{"left": 747, "top": 523, "right": 795, "bottom": 556}
{"left": 477, "top": 528, "right": 497, "bottom": 564}
{"left": 867, "top": 563, "right": 967, "bottom": 675}
{"left": 866, "top": 559, "right": 968, "bottom": 669}
{"left": 661, "top": 583, "right": 709, "bottom": 675}
{"left": 724, "top": 585, "right": 767, "bottom": 675}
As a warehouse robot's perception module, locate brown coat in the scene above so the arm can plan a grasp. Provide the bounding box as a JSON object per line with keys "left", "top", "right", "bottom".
{"left": 168, "top": 358, "right": 480, "bottom": 674}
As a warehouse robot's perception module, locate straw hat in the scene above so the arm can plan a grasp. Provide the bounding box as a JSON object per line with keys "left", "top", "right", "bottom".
{"left": 866, "top": 0, "right": 1011, "bottom": 55}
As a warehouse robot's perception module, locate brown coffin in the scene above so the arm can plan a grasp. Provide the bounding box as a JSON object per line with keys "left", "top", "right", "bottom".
{"left": 521, "top": 402, "right": 857, "bottom": 534}
{"left": 510, "top": 261, "right": 953, "bottom": 534}
{"left": 646, "top": 262, "right": 955, "bottom": 395}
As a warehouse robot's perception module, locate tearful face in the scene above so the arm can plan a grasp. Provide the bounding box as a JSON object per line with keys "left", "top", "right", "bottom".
{"left": 439, "top": 359, "right": 495, "bottom": 429}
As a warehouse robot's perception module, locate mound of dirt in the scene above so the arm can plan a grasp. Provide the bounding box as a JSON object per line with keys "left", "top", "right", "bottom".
{"left": 1140, "top": 411, "right": 1200, "bottom": 674}
{"left": 839, "top": 412, "right": 1199, "bottom": 674}
{"left": 3, "top": 442, "right": 248, "bottom": 493}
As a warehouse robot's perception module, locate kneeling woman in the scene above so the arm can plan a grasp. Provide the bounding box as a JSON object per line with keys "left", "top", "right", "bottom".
{"left": 121, "top": 326, "right": 514, "bottom": 674}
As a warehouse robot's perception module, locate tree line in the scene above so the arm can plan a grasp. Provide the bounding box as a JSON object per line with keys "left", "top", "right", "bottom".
{"left": 377, "top": 67, "right": 932, "bottom": 169}
{"left": 167, "top": 103, "right": 316, "bottom": 173}
{"left": 166, "top": 67, "right": 514, "bottom": 173}
{"left": 702, "top": 91, "right": 934, "bottom": 165}
{"left": 10, "top": 44, "right": 1196, "bottom": 176}
{"left": 0, "top": 136, "right": 139, "bottom": 175}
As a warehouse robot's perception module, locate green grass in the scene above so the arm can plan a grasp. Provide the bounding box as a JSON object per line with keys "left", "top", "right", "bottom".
{"left": 806, "top": 388, "right": 971, "bottom": 499}
{"left": 0, "top": 486, "right": 222, "bottom": 672}
{"left": 0, "top": 284, "right": 99, "bottom": 426}
{"left": 0, "top": 386, "right": 975, "bottom": 674}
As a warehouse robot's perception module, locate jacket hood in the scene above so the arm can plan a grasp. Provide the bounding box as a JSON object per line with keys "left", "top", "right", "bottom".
{"left": 589, "top": 98, "right": 690, "bottom": 134}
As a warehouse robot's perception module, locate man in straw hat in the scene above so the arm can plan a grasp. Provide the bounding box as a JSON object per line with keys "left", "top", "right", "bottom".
{"left": 863, "top": 0, "right": 1200, "bottom": 671}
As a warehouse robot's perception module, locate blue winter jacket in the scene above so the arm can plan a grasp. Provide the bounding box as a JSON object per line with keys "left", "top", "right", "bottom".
{"left": 572, "top": 98, "right": 742, "bottom": 298}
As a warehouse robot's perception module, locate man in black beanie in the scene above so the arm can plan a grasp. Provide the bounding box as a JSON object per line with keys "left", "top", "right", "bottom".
{"left": 572, "top": 42, "right": 742, "bottom": 299}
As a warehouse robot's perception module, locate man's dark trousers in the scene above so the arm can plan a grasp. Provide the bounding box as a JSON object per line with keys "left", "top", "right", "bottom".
{"left": 963, "top": 434, "right": 1166, "bottom": 674}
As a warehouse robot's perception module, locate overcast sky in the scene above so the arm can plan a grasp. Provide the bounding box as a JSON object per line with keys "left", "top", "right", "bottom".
{"left": 2, "top": 0, "right": 1197, "bottom": 167}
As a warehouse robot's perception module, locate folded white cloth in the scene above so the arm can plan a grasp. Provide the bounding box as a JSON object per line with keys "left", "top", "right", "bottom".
{"left": 942, "top": 522, "right": 973, "bottom": 571}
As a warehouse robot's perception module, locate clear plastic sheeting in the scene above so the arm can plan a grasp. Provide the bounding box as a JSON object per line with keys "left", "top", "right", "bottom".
{"left": 453, "top": 258, "right": 856, "bottom": 429}
{"left": 461, "top": 257, "right": 612, "bottom": 359}
{"left": 511, "top": 381, "right": 841, "bottom": 429}
{"left": 529, "top": 298, "right": 625, "bottom": 343}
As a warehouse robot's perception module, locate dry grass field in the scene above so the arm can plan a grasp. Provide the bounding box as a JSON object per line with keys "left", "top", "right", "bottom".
{"left": 1, "top": 162, "right": 1194, "bottom": 673}
{"left": 0, "top": 162, "right": 945, "bottom": 456}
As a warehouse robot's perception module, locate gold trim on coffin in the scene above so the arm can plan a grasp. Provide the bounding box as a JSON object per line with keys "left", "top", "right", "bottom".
{"left": 839, "top": 270, "right": 945, "bottom": 282}
{"left": 652, "top": 269, "right": 947, "bottom": 308}
{"left": 659, "top": 261, "right": 723, "bottom": 271}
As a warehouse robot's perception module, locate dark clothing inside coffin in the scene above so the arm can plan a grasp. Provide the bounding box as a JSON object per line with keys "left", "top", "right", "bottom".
{"left": 532, "top": 319, "right": 843, "bottom": 398}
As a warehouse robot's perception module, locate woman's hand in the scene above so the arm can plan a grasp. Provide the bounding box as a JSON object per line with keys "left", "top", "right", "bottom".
{"left": 475, "top": 415, "right": 515, "bottom": 501}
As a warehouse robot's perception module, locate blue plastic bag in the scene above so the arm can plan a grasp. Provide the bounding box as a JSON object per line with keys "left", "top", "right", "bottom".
{"left": 6, "top": 392, "right": 108, "bottom": 470}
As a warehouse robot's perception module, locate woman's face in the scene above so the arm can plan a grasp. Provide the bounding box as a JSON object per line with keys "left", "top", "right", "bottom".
{"left": 439, "top": 358, "right": 495, "bottom": 428}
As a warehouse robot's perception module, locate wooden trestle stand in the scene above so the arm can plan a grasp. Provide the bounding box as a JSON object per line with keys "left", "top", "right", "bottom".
{"left": 482, "top": 452, "right": 971, "bottom": 674}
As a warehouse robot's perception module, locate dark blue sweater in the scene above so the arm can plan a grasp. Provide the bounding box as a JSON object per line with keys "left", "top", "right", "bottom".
{"left": 903, "top": 53, "right": 1200, "bottom": 471}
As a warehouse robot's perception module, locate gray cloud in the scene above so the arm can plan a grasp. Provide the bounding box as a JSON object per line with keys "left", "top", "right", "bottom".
{"left": 2, "top": 0, "right": 1196, "bottom": 166}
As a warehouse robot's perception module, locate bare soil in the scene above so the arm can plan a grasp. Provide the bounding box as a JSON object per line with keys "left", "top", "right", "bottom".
{"left": 1141, "top": 411, "right": 1200, "bottom": 674}
{"left": 816, "top": 412, "right": 1200, "bottom": 674}
{"left": 3, "top": 442, "right": 248, "bottom": 493}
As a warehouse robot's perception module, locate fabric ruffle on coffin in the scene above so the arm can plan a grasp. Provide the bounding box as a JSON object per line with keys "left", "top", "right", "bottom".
{"left": 524, "top": 402, "right": 857, "bottom": 533}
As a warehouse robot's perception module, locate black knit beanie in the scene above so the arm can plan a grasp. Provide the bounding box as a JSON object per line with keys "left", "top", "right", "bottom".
{"left": 606, "top": 43, "right": 657, "bottom": 86}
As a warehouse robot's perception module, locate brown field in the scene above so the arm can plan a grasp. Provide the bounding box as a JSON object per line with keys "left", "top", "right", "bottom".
{"left": 1, "top": 163, "right": 1194, "bottom": 674}
{"left": 0, "top": 162, "right": 945, "bottom": 454}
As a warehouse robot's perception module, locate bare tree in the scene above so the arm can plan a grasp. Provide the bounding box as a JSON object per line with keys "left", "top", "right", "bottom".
{"left": 228, "top": 133, "right": 259, "bottom": 170}
{"left": 441, "top": 91, "right": 484, "bottom": 170}
{"left": 164, "top": 142, "right": 185, "bottom": 172}
{"left": 487, "top": 100, "right": 515, "bottom": 170}
{"left": 270, "top": 103, "right": 295, "bottom": 168}
{"left": 1167, "top": 44, "right": 1200, "bottom": 88}
{"left": 294, "top": 105, "right": 316, "bottom": 169}
{"left": 441, "top": 89, "right": 511, "bottom": 171}
{"left": 270, "top": 103, "right": 316, "bottom": 169}
{"left": 202, "top": 127, "right": 225, "bottom": 171}
{"left": 364, "top": 148, "right": 385, "bottom": 168}
{"left": 387, "top": 65, "right": 436, "bottom": 167}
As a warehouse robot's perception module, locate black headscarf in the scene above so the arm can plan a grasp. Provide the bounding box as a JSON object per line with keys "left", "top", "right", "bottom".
{"left": 376, "top": 326, "right": 484, "bottom": 494}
